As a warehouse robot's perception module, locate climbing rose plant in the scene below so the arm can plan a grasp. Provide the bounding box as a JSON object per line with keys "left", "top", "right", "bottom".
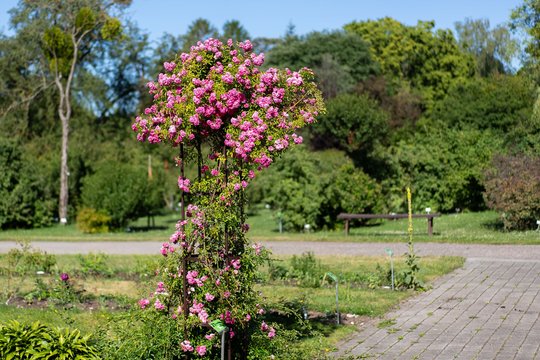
{"left": 132, "top": 38, "right": 324, "bottom": 358}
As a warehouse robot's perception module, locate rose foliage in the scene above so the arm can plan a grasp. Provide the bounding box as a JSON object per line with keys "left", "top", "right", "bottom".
{"left": 132, "top": 38, "right": 324, "bottom": 357}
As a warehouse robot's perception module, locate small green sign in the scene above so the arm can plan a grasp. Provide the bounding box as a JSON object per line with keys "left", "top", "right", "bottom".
{"left": 325, "top": 272, "right": 338, "bottom": 282}
{"left": 210, "top": 319, "right": 227, "bottom": 333}
{"left": 385, "top": 248, "right": 394, "bottom": 256}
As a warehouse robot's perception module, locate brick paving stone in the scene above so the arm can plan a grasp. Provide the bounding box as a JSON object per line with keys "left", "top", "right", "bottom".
{"left": 334, "top": 258, "right": 540, "bottom": 359}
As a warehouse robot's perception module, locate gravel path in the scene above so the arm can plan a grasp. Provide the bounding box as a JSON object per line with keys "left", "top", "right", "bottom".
{"left": 1, "top": 240, "right": 540, "bottom": 261}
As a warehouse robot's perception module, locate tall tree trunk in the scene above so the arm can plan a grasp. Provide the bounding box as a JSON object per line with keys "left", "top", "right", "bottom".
{"left": 59, "top": 113, "right": 69, "bottom": 224}
{"left": 56, "top": 75, "right": 71, "bottom": 224}
{"left": 55, "top": 32, "right": 80, "bottom": 224}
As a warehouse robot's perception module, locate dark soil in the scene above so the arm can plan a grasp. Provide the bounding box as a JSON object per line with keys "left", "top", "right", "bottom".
{"left": 5, "top": 296, "right": 131, "bottom": 311}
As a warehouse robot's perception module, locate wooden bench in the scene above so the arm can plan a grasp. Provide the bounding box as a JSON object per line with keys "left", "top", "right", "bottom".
{"left": 337, "top": 213, "right": 441, "bottom": 236}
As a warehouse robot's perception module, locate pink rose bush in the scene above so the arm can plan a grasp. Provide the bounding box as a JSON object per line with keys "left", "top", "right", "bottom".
{"left": 133, "top": 38, "right": 324, "bottom": 357}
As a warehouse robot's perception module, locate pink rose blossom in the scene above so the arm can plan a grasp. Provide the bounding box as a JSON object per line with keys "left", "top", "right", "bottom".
{"left": 196, "top": 345, "right": 207, "bottom": 356}
{"left": 138, "top": 298, "right": 150, "bottom": 309}
{"left": 177, "top": 177, "right": 190, "bottom": 192}
{"left": 181, "top": 340, "right": 194, "bottom": 352}
{"left": 154, "top": 299, "right": 165, "bottom": 311}
{"left": 231, "top": 259, "right": 241, "bottom": 270}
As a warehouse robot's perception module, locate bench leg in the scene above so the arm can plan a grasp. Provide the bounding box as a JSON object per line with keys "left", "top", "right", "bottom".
{"left": 427, "top": 217, "right": 433, "bottom": 236}
{"left": 344, "top": 220, "right": 349, "bottom": 236}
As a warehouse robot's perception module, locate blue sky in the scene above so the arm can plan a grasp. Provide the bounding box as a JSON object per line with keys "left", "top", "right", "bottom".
{"left": 0, "top": 0, "right": 523, "bottom": 44}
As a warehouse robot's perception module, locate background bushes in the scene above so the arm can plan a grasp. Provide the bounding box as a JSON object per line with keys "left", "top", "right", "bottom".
{"left": 80, "top": 162, "right": 164, "bottom": 230}
{"left": 76, "top": 208, "right": 111, "bottom": 233}
{"left": 249, "top": 146, "right": 383, "bottom": 231}
{"left": 484, "top": 154, "right": 540, "bottom": 230}
{"left": 0, "top": 139, "right": 55, "bottom": 229}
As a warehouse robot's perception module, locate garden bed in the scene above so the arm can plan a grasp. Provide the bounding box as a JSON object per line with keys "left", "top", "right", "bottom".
{"left": 0, "top": 247, "right": 464, "bottom": 359}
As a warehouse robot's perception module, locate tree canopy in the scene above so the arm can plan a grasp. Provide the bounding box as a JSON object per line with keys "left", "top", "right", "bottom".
{"left": 345, "top": 18, "right": 476, "bottom": 106}
{"left": 266, "top": 31, "right": 377, "bottom": 98}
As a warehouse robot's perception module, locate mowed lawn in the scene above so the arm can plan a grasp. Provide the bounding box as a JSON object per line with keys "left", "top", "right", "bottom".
{"left": 0, "top": 209, "right": 539, "bottom": 244}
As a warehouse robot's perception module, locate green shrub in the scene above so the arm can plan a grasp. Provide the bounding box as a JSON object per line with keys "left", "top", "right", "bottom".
{"left": 23, "top": 274, "right": 85, "bottom": 306}
{"left": 324, "top": 163, "right": 383, "bottom": 224}
{"left": 97, "top": 306, "right": 313, "bottom": 360}
{"left": 289, "top": 252, "right": 322, "bottom": 288}
{"left": 384, "top": 127, "right": 501, "bottom": 212}
{"left": 0, "top": 320, "right": 48, "bottom": 359}
{"left": 77, "top": 252, "right": 113, "bottom": 277}
{"left": 0, "top": 138, "right": 55, "bottom": 229}
{"left": 95, "top": 311, "right": 188, "bottom": 360}
{"left": 268, "top": 260, "right": 288, "bottom": 281}
{"left": 31, "top": 327, "right": 100, "bottom": 359}
{"left": 255, "top": 147, "right": 382, "bottom": 231}
{"left": 484, "top": 154, "right": 540, "bottom": 230}
{"left": 76, "top": 208, "right": 111, "bottom": 233}
{"left": 1, "top": 241, "right": 56, "bottom": 302}
{"left": 24, "top": 278, "right": 50, "bottom": 303}
{"left": 367, "top": 263, "right": 390, "bottom": 289}
{"left": 133, "top": 257, "right": 160, "bottom": 278}
{"left": 0, "top": 321, "right": 99, "bottom": 359}
{"left": 81, "top": 163, "right": 149, "bottom": 229}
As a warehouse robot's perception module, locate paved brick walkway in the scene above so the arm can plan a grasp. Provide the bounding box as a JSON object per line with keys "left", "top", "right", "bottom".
{"left": 335, "top": 258, "right": 540, "bottom": 359}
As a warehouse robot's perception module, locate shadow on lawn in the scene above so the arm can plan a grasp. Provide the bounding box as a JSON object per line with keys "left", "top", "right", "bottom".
{"left": 127, "top": 226, "right": 168, "bottom": 232}
{"left": 481, "top": 219, "right": 505, "bottom": 232}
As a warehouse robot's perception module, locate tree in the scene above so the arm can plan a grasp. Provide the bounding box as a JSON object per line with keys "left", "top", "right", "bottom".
{"left": 84, "top": 21, "right": 151, "bottom": 118}
{"left": 181, "top": 18, "right": 218, "bottom": 52}
{"left": 430, "top": 75, "right": 535, "bottom": 145}
{"left": 355, "top": 76, "right": 423, "bottom": 129}
{"left": 221, "top": 20, "right": 250, "bottom": 42}
{"left": 0, "top": 24, "right": 54, "bottom": 137}
{"left": 454, "top": 18, "right": 518, "bottom": 76}
{"left": 345, "top": 18, "right": 475, "bottom": 106}
{"left": 131, "top": 38, "right": 325, "bottom": 357}
{"left": 311, "top": 93, "right": 388, "bottom": 166}
{"left": 7, "top": 0, "right": 130, "bottom": 224}
{"left": 511, "top": 0, "right": 540, "bottom": 65}
{"left": 266, "top": 31, "right": 377, "bottom": 98}
{"left": 384, "top": 127, "right": 502, "bottom": 213}
{"left": 344, "top": 17, "right": 411, "bottom": 84}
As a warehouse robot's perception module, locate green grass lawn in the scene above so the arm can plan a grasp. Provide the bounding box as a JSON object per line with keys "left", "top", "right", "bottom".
{"left": 0, "top": 213, "right": 179, "bottom": 242}
{"left": 259, "top": 255, "right": 464, "bottom": 317}
{"left": 1, "top": 209, "right": 539, "bottom": 244}
{"left": 248, "top": 209, "right": 540, "bottom": 244}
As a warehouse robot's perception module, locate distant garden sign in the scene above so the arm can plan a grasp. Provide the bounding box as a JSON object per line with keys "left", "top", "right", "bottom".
{"left": 132, "top": 38, "right": 324, "bottom": 358}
